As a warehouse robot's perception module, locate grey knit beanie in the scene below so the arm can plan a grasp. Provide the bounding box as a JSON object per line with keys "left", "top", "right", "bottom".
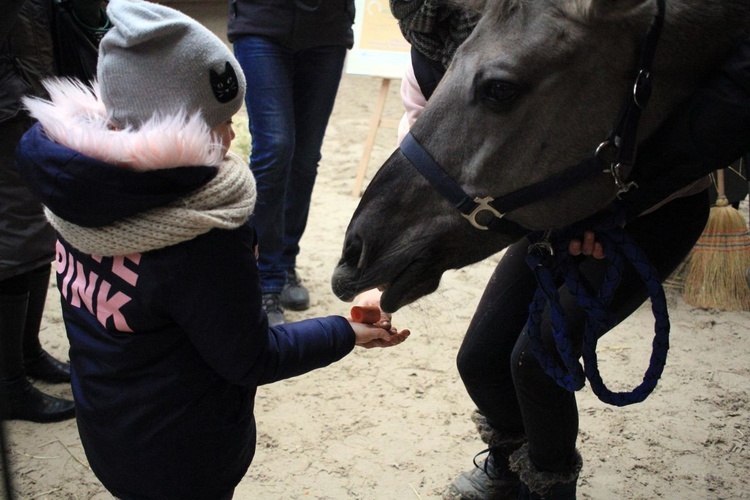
{"left": 98, "top": 0, "right": 246, "bottom": 129}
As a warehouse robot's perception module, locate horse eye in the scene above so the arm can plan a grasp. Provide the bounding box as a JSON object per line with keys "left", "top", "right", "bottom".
{"left": 480, "top": 80, "right": 521, "bottom": 109}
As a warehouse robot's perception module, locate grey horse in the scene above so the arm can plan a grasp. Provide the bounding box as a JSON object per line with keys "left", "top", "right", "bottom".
{"left": 332, "top": 0, "right": 750, "bottom": 312}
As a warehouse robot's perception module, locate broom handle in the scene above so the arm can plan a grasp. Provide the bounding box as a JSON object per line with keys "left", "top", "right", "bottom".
{"left": 717, "top": 169, "right": 726, "bottom": 199}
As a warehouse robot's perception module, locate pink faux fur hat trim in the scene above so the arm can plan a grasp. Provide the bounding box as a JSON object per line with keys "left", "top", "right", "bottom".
{"left": 23, "top": 78, "right": 229, "bottom": 171}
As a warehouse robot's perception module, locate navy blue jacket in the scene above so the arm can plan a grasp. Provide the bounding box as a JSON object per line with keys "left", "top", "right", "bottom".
{"left": 16, "top": 123, "right": 355, "bottom": 499}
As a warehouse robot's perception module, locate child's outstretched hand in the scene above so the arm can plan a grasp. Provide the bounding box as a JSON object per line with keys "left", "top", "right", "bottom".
{"left": 349, "top": 321, "right": 410, "bottom": 349}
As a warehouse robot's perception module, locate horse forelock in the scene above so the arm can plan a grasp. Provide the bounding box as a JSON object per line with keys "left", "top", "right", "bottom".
{"left": 450, "top": 0, "right": 486, "bottom": 15}
{"left": 463, "top": 0, "right": 521, "bottom": 17}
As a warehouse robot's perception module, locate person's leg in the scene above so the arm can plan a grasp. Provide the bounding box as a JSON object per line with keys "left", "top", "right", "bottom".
{"left": 274, "top": 45, "right": 346, "bottom": 310}
{"left": 508, "top": 332, "right": 582, "bottom": 500}
{"left": 234, "top": 36, "right": 295, "bottom": 293}
{"left": 279, "top": 45, "right": 346, "bottom": 301}
{"left": 22, "top": 264, "right": 70, "bottom": 383}
{"left": 509, "top": 190, "right": 710, "bottom": 499}
{"left": 447, "top": 239, "right": 538, "bottom": 498}
{"left": 0, "top": 270, "right": 75, "bottom": 423}
{"left": 457, "top": 239, "right": 538, "bottom": 433}
{"left": 233, "top": 36, "right": 296, "bottom": 325}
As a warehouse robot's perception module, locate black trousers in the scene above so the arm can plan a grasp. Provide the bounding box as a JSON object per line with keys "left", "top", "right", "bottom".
{"left": 457, "top": 189, "right": 710, "bottom": 473}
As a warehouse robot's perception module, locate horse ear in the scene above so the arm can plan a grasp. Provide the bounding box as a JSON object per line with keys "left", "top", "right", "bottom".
{"left": 568, "top": 0, "right": 652, "bottom": 22}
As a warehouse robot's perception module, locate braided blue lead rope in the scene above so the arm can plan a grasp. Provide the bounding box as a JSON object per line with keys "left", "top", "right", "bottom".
{"left": 525, "top": 212, "right": 670, "bottom": 406}
{"left": 526, "top": 240, "right": 587, "bottom": 391}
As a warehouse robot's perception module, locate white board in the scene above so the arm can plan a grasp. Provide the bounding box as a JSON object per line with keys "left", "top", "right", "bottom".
{"left": 346, "top": 0, "right": 411, "bottom": 79}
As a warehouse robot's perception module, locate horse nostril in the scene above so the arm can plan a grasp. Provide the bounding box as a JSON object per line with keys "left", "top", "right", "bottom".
{"left": 342, "top": 234, "right": 363, "bottom": 268}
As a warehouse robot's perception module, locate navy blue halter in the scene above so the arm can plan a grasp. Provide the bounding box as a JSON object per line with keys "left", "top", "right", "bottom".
{"left": 400, "top": 132, "right": 606, "bottom": 235}
{"left": 399, "top": 0, "right": 669, "bottom": 406}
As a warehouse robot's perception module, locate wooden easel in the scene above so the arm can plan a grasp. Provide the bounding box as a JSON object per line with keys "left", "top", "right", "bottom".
{"left": 352, "top": 77, "right": 400, "bottom": 197}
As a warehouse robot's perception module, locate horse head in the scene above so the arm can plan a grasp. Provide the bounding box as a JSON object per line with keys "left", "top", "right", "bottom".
{"left": 333, "top": 0, "right": 750, "bottom": 312}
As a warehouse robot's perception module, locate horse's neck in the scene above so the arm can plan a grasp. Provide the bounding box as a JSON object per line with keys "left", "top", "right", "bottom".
{"left": 643, "top": 0, "right": 749, "bottom": 122}
{"left": 660, "top": 0, "right": 750, "bottom": 78}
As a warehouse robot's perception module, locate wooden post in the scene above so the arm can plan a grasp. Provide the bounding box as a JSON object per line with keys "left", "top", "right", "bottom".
{"left": 352, "top": 77, "right": 397, "bottom": 197}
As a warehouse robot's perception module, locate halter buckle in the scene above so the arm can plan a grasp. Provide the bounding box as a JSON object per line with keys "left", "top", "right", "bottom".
{"left": 607, "top": 163, "right": 639, "bottom": 198}
{"left": 462, "top": 196, "right": 505, "bottom": 230}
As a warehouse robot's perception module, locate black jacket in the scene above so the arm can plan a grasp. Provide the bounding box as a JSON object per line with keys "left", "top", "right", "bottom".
{"left": 622, "top": 37, "right": 750, "bottom": 217}
{"left": 0, "top": 0, "right": 58, "bottom": 281}
{"left": 1, "top": 0, "right": 107, "bottom": 281}
{"left": 227, "top": 0, "right": 355, "bottom": 50}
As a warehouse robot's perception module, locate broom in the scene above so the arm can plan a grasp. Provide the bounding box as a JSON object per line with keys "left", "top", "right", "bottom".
{"left": 683, "top": 168, "right": 750, "bottom": 311}
{"left": 663, "top": 253, "right": 690, "bottom": 292}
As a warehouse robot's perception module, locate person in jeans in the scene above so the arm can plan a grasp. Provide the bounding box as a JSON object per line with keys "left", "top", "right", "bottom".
{"left": 228, "top": 0, "right": 355, "bottom": 325}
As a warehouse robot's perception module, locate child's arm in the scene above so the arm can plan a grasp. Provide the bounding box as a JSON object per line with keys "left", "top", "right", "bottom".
{"left": 173, "top": 229, "right": 409, "bottom": 386}
{"left": 255, "top": 316, "right": 408, "bottom": 385}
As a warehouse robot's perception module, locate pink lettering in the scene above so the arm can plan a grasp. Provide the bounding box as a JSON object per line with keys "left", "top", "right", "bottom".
{"left": 54, "top": 242, "right": 137, "bottom": 333}
{"left": 96, "top": 281, "right": 133, "bottom": 332}
{"left": 112, "top": 254, "right": 141, "bottom": 286}
{"left": 70, "top": 261, "right": 98, "bottom": 315}
{"left": 55, "top": 240, "right": 66, "bottom": 274}
{"left": 61, "top": 249, "right": 76, "bottom": 301}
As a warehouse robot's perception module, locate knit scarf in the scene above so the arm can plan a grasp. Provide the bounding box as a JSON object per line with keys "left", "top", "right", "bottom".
{"left": 46, "top": 151, "right": 257, "bottom": 256}
{"left": 390, "top": 0, "right": 480, "bottom": 70}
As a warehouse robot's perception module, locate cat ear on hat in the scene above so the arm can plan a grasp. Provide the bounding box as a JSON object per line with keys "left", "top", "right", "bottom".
{"left": 210, "top": 62, "right": 240, "bottom": 104}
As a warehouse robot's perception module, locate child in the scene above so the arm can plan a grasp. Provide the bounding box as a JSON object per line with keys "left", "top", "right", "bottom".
{"left": 15, "top": 0, "right": 409, "bottom": 498}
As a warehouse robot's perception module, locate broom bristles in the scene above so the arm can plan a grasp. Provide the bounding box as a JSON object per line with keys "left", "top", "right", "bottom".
{"left": 683, "top": 202, "right": 750, "bottom": 311}
{"left": 663, "top": 253, "right": 690, "bottom": 291}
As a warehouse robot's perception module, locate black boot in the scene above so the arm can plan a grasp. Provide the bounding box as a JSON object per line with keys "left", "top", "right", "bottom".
{"left": 444, "top": 411, "right": 526, "bottom": 499}
{"left": 24, "top": 349, "right": 71, "bottom": 384}
{"left": 509, "top": 444, "right": 582, "bottom": 500}
{"left": 21, "top": 265, "right": 70, "bottom": 384}
{"left": 280, "top": 270, "right": 310, "bottom": 311}
{"left": 0, "top": 376, "right": 75, "bottom": 423}
{"left": 444, "top": 448, "right": 522, "bottom": 500}
{"left": 262, "top": 293, "right": 286, "bottom": 326}
{"left": 0, "top": 292, "right": 75, "bottom": 423}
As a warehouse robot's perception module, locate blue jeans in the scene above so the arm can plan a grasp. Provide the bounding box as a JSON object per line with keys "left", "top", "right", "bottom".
{"left": 233, "top": 36, "right": 346, "bottom": 293}
{"left": 456, "top": 189, "right": 710, "bottom": 473}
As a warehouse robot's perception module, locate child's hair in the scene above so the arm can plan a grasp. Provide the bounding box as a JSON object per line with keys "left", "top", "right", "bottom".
{"left": 98, "top": 0, "right": 246, "bottom": 130}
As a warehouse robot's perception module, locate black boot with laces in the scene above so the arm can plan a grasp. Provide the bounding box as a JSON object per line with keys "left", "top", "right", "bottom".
{"left": 262, "top": 293, "right": 286, "bottom": 326}
{"left": 444, "top": 448, "right": 522, "bottom": 500}
{"left": 280, "top": 270, "right": 310, "bottom": 311}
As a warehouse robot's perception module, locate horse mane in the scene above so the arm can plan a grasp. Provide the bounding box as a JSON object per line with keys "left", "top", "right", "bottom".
{"left": 454, "top": 0, "right": 521, "bottom": 16}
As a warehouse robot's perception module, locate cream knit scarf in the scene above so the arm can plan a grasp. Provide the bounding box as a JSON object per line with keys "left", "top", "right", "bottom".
{"left": 46, "top": 151, "right": 256, "bottom": 256}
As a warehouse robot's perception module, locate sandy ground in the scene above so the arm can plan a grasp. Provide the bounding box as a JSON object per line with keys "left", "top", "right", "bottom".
{"left": 3, "top": 4, "right": 750, "bottom": 500}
